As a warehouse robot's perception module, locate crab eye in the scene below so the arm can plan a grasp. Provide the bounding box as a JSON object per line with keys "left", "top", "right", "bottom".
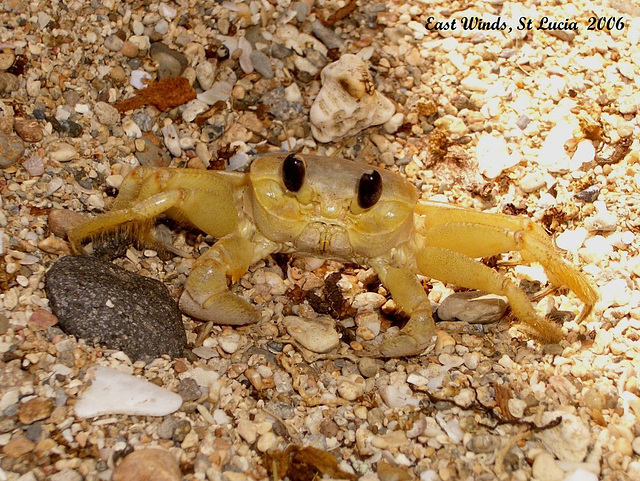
{"left": 357, "top": 170, "right": 383, "bottom": 209}
{"left": 282, "top": 153, "right": 305, "bottom": 192}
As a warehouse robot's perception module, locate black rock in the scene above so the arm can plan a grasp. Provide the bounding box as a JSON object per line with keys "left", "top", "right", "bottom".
{"left": 45, "top": 256, "right": 186, "bottom": 361}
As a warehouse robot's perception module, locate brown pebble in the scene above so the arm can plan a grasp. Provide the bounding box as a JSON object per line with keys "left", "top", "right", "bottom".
{"left": 186, "top": 157, "right": 206, "bottom": 169}
{"left": 0, "top": 116, "right": 13, "bottom": 134}
{"left": 28, "top": 308, "right": 58, "bottom": 331}
{"left": 38, "top": 236, "right": 72, "bottom": 255}
{"left": 112, "top": 448, "right": 182, "bottom": 481}
{"left": 121, "top": 41, "right": 139, "bottom": 58}
{"left": 173, "top": 359, "right": 189, "bottom": 373}
{"left": 48, "top": 209, "right": 89, "bottom": 239}
{"left": 110, "top": 65, "right": 127, "bottom": 83}
{"left": 14, "top": 118, "right": 44, "bottom": 142}
{"left": 18, "top": 397, "right": 54, "bottom": 424}
{"left": 2, "top": 436, "right": 36, "bottom": 458}
{"left": 377, "top": 461, "right": 412, "bottom": 481}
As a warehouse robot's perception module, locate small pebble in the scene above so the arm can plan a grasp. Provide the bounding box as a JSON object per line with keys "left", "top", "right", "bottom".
{"left": 104, "top": 34, "right": 124, "bottom": 52}
{"left": 520, "top": 171, "right": 546, "bottom": 193}
{"left": 93, "top": 101, "right": 120, "bottom": 126}
{"left": 14, "top": 118, "right": 43, "bottom": 142}
{"left": 283, "top": 316, "right": 340, "bottom": 353}
{"left": 112, "top": 448, "right": 182, "bottom": 481}
{"left": 28, "top": 309, "right": 58, "bottom": 330}
{"left": 437, "top": 291, "right": 508, "bottom": 324}
{"left": 18, "top": 397, "right": 54, "bottom": 424}
{"left": 532, "top": 452, "right": 564, "bottom": 481}
{"left": 49, "top": 142, "right": 77, "bottom": 162}
{"left": 150, "top": 42, "right": 188, "bottom": 79}
{"left": 0, "top": 131, "right": 25, "bottom": 168}
{"left": 250, "top": 50, "right": 274, "bottom": 79}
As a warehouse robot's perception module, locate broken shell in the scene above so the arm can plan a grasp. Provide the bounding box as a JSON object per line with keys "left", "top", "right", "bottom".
{"left": 309, "top": 54, "right": 395, "bottom": 143}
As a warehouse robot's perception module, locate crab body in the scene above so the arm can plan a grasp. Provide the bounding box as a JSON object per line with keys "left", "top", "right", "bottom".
{"left": 69, "top": 153, "right": 597, "bottom": 357}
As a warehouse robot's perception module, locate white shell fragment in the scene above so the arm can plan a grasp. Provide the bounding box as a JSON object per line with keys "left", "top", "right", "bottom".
{"left": 74, "top": 366, "right": 182, "bottom": 418}
{"left": 309, "top": 54, "right": 395, "bottom": 143}
{"left": 283, "top": 315, "right": 340, "bottom": 353}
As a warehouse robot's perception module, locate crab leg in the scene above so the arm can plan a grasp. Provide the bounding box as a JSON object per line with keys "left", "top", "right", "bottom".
{"left": 415, "top": 246, "right": 564, "bottom": 342}
{"left": 179, "top": 235, "right": 264, "bottom": 325}
{"left": 416, "top": 202, "right": 597, "bottom": 321}
{"left": 368, "top": 263, "right": 437, "bottom": 357}
{"left": 68, "top": 190, "right": 184, "bottom": 253}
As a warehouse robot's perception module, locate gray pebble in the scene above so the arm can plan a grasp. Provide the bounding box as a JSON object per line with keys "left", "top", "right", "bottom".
{"left": 0, "top": 131, "right": 25, "bottom": 168}
{"left": 312, "top": 20, "right": 344, "bottom": 50}
{"left": 177, "top": 377, "right": 202, "bottom": 402}
{"left": 93, "top": 101, "right": 120, "bottom": 126}
{"left": 291, "top": 2, "right": 309, "bottom": 22}
{"left": 157, "top": 416, "right": 179, "bottom": 439}
{"left": 516, "top": 115, "right": 530, "bottom": 130}
{"left": 575, "top": 185, "right": 599, "bottom": 203}
{"left": 135, "top": 135, "right": 171, "bottom": 167}
{"left": 437, "top": 291, "right": 508, "bottom": 324}
{"left": 132, "top": 110, "right": 156, "bottom": 132}
{"left": 250, "top": 50, "right": 274, "bottom": 79}
{"left": 45, "top": 256, "right": 186, "bottom": 361}
{"left": 103, "top": 34, "right": 124, "bottom": 52}
{"left": 270, "top": 43, "right": 293, "bottom": 59}
{"left": 150, "top": 42, "right": 189, "bottom": 79}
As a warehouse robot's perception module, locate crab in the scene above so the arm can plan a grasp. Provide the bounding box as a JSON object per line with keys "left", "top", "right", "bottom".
{"left": 68, "top": 153, "right": 597, "bottom": 357}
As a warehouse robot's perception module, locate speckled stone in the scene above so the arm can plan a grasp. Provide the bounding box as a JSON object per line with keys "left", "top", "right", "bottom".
{"left": 45, "top": 256, "right": 186, "bottom": 360}
{"left": 0, "top": 131, "right": 25, "bottom": 168}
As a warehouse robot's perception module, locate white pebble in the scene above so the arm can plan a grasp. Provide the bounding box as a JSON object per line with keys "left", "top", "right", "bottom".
{"left": 50, "top": 142, "right": 77, "bottom": 162}
{"left": 538, "top": 412, "right": 589, "bottom": 462}
{"left": 75, "top": 366, "right": 182, "bottom": 418}
{"left": 562, "top": 469, "right": 598, "bottom": 481}
{"left": 379, "top": 385, "right": 420, "bottom": 409}
{"left": 162, "top": 124, "right": 182, "bottom": 157}
{"left": 508, "top": 398, "right": 527, "bottom": 418}
{"left": 130, "top": 70, "right": 152, "bottom": 89}
{"left": 282, "top": 316, "right": 339, "bottom": 353}
{"left": 217, "top": 332, "right": 241, "bottom": 354}
{"left": 584, "top": 201, "right": 617, "bottom": 232}
{"left": 476, "top": 134, "right": 520, "bottom": 178}
{"left": 532, "top": 453, "right": 564, "bottom": 481}
{"left": 555, "top": 227, "right": 588, "bottom": 252}
{"left": 520, "top": 171, "right": 546, "bottom": 193}
{"left": 197, "top": 81, "right": 234, "bottom": 105}
{"left": 122, "top": 119, "right": 142, "bottom": 138}
{"left": 352, "top": 292, "right": 386, "bottom": 310}
{"left": 181, "top": 99, "right": 208, "bottom": 123}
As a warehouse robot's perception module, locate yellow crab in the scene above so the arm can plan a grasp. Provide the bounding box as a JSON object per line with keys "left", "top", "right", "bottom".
{"left": 69, "top": 153, "right": 597, "bottom": 357}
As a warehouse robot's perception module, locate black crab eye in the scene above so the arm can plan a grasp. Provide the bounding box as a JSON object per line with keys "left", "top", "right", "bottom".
{"left": 357, "top": 170, "right": 383, "bottom": 209}
{"left": 282, "top": 153, "right": 305, "bottom": 192}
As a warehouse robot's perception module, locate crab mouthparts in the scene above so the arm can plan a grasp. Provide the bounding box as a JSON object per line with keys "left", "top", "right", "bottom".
{"left": 295, "top": 222, "right": 353, "bottom": 258}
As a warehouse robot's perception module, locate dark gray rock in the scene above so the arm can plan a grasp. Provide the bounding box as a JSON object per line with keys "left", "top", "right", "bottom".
{"left": 45, "top": 256, "right": 186, "bottom": 360}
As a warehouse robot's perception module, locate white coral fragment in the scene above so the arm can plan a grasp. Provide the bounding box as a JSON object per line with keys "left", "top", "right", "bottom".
{"left": 310, "top": 54, "right": 395, "bottom": 143}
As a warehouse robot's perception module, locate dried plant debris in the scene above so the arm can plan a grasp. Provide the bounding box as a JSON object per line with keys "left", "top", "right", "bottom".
{"left": 263, "top": 445, "right": 358, "bottom": 481}
{"left": 115, "top": 77, "right": 196, "bottom": 112}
